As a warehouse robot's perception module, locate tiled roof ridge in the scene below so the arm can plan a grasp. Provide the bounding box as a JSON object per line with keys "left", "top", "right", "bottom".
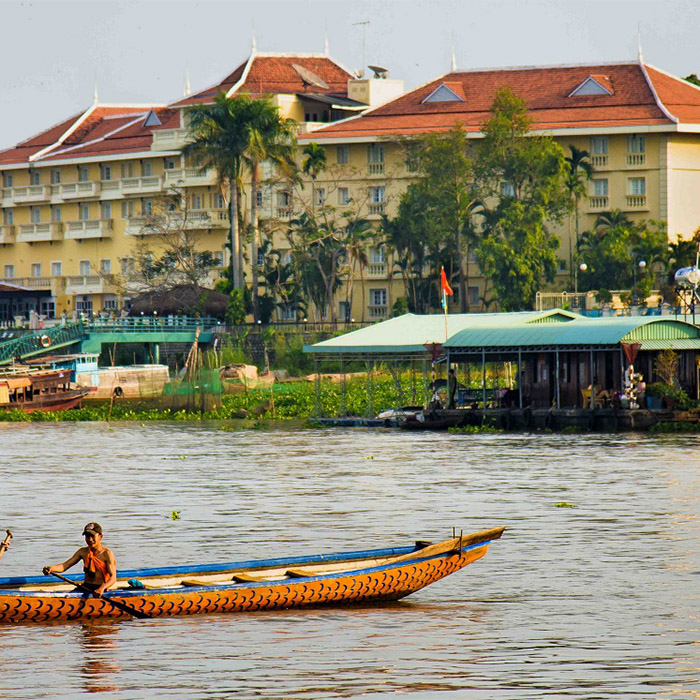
{"left": 13, "top": 110, "right": 85, "bottom": 148}
{"left": 645, "top": 62, "right": 700, "bottom": 94}
{"left": 640, "top": 62, "right": 679, "bottom": 123}
{"left": 448, "top": 59, "right": 638, "bottom": 75}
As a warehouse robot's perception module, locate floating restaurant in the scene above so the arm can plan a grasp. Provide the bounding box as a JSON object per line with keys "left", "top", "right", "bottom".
{"left": 305, "top": 310, "right": 700, "bottom": 429}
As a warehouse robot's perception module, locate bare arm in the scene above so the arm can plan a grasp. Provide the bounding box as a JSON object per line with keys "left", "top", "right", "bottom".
{"left": 94, "top": 550, "right": 117, "bottom": 597}
{"left": 43, "top": 548, "right": 84, "bottom": 576}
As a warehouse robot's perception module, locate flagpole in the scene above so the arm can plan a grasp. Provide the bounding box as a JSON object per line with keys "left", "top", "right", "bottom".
{"left": 443, "top": 288, "right": 448, "bottom": 341}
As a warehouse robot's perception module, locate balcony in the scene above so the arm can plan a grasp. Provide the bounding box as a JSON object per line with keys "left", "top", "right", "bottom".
{"left": 57, "top": 182, "right": 101, "bottom": 199}
{"left": 125, "top": 211, "right": 224, "bottom": 235}
{"left": 367, "top": 262, "right": 386, "bottom": 278}
{"left": 120, "top": 176, "right": 164, "bottom": 195}
{"left": 590, "top": 154, "right": 608, "bottom": 168}
{"left": 65, "top": 274, "right": 118, "bottom": 295}
{"left": 367, "top": 305, "right": 388, "bottom": 319}
{"left": 151, "top": 128, "right": 190, "bottom": 151}
{"left": 626, "top": 153, "right": 646, "bottom": 167}
{"left": 124, "top": 216, "right": 162, "bottom": 236}
{"left": 588, "top": 196, "right": 609, "bottom": 210}
{"left": 368, "top": 163, "right": 385, "bottom": 175}
{"left": 17, "top": 222, "right": 64, "bottom": 243}
{"left": 275, "top": 207, "right": 292, "bottom": 219}
{"left": 625, "top": 195, "right": 648, "bottom": 210}
{"left": 0, "top": 225, "right": 16, "bottom": 244}
{"left": 11, "top": 185, "right": 51, "bottom": 203}
{"left": 368, "top": 202, "right": 385, "bottom": 216}
{"left": 0, "top": 276, "right": 57, "bottom": 290}
{"left": 64, "top": 218, "right": 113, "bottom": 240}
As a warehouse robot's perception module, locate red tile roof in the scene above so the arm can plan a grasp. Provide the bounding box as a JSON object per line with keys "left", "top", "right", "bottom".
{"left": 302, "top": 62, "right": 700, "bottom": 141}
{"left": 172, "top": 53, "right": 354, "bottom": 107}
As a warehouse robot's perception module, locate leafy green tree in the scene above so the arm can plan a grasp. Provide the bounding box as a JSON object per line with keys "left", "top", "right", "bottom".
{"left": 564, "top": 145, "right": 593, "bottom": 287}
{"left": 474, "top": 87, "right": 570, "bottom": 310}
{"left": 684, "top": 74, "right": 700, "bottom": 87}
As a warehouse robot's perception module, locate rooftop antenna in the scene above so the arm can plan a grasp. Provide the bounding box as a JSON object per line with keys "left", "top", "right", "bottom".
{"left": 637, "top": 23, "right": 643, "bottom": 63}
{"left": 292, "top": 63, "right": 330, "bottom": 90}
{"left": 368, "top": 65, "right": 389, "bottom": 79}
{"left": 183, "top": 67, "right": 191, "bottom": 97}
{"left": 324, "top": 22, "right": 330, "bottom": 56}
{"left": 353, "top": 20, "right": 369, "bottom": 77}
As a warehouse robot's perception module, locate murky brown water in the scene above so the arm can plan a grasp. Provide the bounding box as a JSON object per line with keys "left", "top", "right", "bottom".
{"left": 0, "top": 423, "right": 699, "bottom": 698}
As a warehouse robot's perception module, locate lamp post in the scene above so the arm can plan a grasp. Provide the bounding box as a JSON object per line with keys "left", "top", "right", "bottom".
{"left": 632, "top": 258, "right": 647, "bottom": 306}
{"left": 574, "top": 262, "right": 587, "bottom": 306}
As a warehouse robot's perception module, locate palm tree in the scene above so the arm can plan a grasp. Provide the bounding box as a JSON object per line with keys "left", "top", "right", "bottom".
{"left": 183, "top": 93, "right": 253, "bottom": 291}
{"left": 565, "top": 145, "right": 593, "bottom": 289}
{"left": 242, "top": 99, "right": 297, "bottom": 319}
{"left": 302, "top": 143, "right": 327, "bottom": 213}
{"left": 594, "top": 209, "right": 631, "bottom": 231}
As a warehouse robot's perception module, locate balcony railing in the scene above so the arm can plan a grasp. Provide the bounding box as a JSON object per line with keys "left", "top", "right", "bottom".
{"left": 17, "top": 222, "right": 64, "bottom": 243}
{"left": 590, "top": 154, "right": 608, "bottom": 168}
{"left": 120, "top": 176, "right": 164, "bottom": 194}
{"left": 0, "top": 276, "right": 58, "bottom": 290}
{"left": 151, "top": 128, "right": 190, "bottom": 150}
{"left": 588, "top": 196, "right": 609, "bottom": 210}
{"left": 11, "top": 185, "right": 51, "bottom": 203}
{"left": 64, "top": 218, "right": 113, "bottom": 240}
{"left": 56, "top": 182, "right": 101, "bottom": 199}
{"left": 368, "top": 202, "right": 385, "bottom": 215}
{"left": 0, "top": 225, "right": 16, "bottom": 244}
{"left": 275, "top": 207, "right": 292, "bottom": 219}
{"left": 625, "top": 195, "right": 648, "bottom": 209}
{"left": 65, "top": 274, "right": 118, "bottom": 295}
{"left": 626, "top": 153, "right": 646, "bottom": 167}
{"left": 367, "top": 262, "right": 386, "bottom": 277}
{"left": 124, "top": 216, "right": 162, "bottom": 236}
{"left": 368, "top": 163, "right": 385, "bottom": 175}
{"left": 367, "top": 305, "right": 388, "bottom": 319}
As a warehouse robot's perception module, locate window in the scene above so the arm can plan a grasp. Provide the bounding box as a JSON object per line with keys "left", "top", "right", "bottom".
{"left": 3, "top": 209, "right": 13, "bottom": 225}
{"left": 279, "top": 304, "right": 296, "bottom": 321}
{"left": 79, "top": 260, "right": 91, "bottom": 275}
{"left": 628, "top": 134, "right": 645, "bottom": 154}
{"left": 370, "top": 247, "right": 385, "bottom": 264}
{"left": 628, "top": 177, "right": 646, "bottom": 195}
{"left": 121, "top": 163, "right": 134, "bottom": 178}
{"left": 592, "top": 179, "right": 609, "bottom": 196}
{"left": 78, "top": 166, "right": 89, "bottom": 182}
{"left": 121, "top": 200, "right": 134, "bottom": 219}
{"left": 2, "top": 173, "right": 13, "bottom": 188}
{"left": 422, "top": 83, "right": 466, "bottom": 103}
{"left": 51, "top": 206, "right": 61, "bottom": 222}
{"left": 30, "top": 206, "right": 41, "bottom": 223}
{"left": 142, "top": 161, "right": 152, "bottom": 176}
{"left": 338, "top": 187, "right": 350, "bottom": 205}
{"left": 164, "top": 158, "right": 176, "bottom": 170}
{"left": 213, "top": 251, "right": 224, "bottom": 267}
{"left": 101, "top": 202, "right": 112, "bottom": 219}
{"left": 100, "top": 259, "right": 111, "bottom": 274}
{"left": 337, "top": 145, "right": 349, "bottom": 165}
{"left": 500, "top": 182, "right": 515, "bottom": 197}
{"left": 4, "top": 264, "right": 14, "bottom": 278}
{"left": 370, "top": 186, "right": 385, "bottom": 203}
{"left": 370, "top": 289, "right": 387, "bottom": 306}
{"left": 76, "top": 296, "right": 93, "bottom": 314}
{"left": 468, "top": 286, "right": 480, "bottom": 306}
{"left": 257, "top": 250, "right": 265, "bottom": 267}
{"left": 103, "top": 295, "right": 118, "bottom": 310}
{"left": 143, "top": 199, "right": 153, "bottom": 216}
{"left": 339, "top": 301, "right": 352, "bottom": 321}
{"left": 51, "top": 168, "right": 61, "bottom": 185}
{"left": 101, "top": 165, "right": 112, "bottom": 181}
{"left": 30, "top": 170, "right": 40, "bottom": 185}
{"left": 40, "top": 299, "right": 55, "bottom": 318}
{"left": 31, "top": 263, "right": 41, "bottom": 277}
{"left": 51, "top": 261, "right": 62, "bottom": 276}
{"left": 316, "top": 188, "right": 326, "bottom": 206}
{"left": 79, "top": 203, "right": 90, "bottom": 220}
{"left": 120, "top": 257, "right": 135, "bottom": 275}
{"left": 191, "top": 194, "right": 202, "bottom": 210}
{"left": 368, "top": 144, "right": 384, "bottom": 164}
{"left": 256, "top": 191, "right": 263, "bottom": 207}
{"left": 277, "top": 191, "right": 290, "bottom": 207}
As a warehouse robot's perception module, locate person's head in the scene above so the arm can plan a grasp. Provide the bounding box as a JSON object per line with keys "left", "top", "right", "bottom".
{"left": 449, "top": 369, "right": 455, "bottom": 376}
{"left": 83, "top": 522, "right": 103, "bottom": 546}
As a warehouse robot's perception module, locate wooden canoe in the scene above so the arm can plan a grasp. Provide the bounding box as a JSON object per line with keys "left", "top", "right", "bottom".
{"left": 0, "top": 527, "right": 504, "bottom": 623}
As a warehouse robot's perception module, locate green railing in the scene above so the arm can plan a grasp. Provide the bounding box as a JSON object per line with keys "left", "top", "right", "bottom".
{"left": 0, "top": 323, "right": 87, "bottom": 365}
{"left": 82, "top": 317, "right": 222, "bottom": 333}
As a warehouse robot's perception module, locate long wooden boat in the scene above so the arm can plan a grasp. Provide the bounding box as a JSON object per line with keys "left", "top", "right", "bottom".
{"left": 0, "top": 368, "right": 93, "bottom": 413}
{"left": 0, "top": 527, "right": 504, "bottom": 623}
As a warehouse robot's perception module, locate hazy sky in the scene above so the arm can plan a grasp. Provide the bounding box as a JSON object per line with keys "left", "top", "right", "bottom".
{"left": 2, "top": 0, "right": 699, "bottom": 151}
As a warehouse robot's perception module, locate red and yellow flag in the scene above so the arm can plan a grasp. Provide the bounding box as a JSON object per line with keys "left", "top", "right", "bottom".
{"left": 440, "top": 267, "right": 453, "bottom": 296}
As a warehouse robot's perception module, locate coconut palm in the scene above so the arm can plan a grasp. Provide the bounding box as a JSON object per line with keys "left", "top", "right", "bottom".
{"left": 302, "top": 143, "right": 327, "bottom": 213}
{"left": 565, "top": 145, "right": 593, "bottom": 288}
{"left": 243, "top": 99, "right": 297, "bottom": 319}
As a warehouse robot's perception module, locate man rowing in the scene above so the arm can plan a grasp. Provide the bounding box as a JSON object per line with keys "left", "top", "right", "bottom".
{"left": 43, "top": 522, "right": 116, "bottom": 597}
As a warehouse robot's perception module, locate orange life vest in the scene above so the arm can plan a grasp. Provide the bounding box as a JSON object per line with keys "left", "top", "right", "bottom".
{"left": 84, "top": 549, "right": 109, "bottom": 578}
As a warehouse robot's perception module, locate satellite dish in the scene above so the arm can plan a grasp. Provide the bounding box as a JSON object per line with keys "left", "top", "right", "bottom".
{"left": 292, "top": 64, "right": 330, "bottom": 90}
{"left": 368, "top": 65, "right": 389, "bottom": 79}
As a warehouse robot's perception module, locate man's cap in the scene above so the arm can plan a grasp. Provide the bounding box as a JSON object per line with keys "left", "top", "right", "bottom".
{"left": 82, "top": 522, "right": 103, "bottom": 536}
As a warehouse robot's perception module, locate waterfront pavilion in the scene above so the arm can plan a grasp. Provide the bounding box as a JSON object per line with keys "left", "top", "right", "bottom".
{"left": 305, "top": 310, "right": 700, "bottom": 413}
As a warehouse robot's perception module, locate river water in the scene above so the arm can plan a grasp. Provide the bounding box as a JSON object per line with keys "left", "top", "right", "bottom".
{"left": 0, "top": 422, "right": 699, "bottom": 699}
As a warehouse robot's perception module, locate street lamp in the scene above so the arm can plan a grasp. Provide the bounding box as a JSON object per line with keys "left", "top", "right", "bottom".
{"left": 574, "top": 262, "right": 587, "bottom": 304}
{"left": 632, "top": 258, "right": 646, "bottom": 306}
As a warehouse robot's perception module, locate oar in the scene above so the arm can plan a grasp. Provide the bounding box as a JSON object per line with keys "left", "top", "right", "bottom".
{"left": 0, "top": 530, "right": 12, "bottom": 563}
{"left": 47, "top": 571, "right": 151, "bottom": 619}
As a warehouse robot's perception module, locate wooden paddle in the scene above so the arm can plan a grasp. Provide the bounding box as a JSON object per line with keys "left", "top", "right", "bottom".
{"left": 0, "top": 530, "right": 12, "bottom": 563}
{"left": 47, "top": 571, "right": 151, "bottom": 619}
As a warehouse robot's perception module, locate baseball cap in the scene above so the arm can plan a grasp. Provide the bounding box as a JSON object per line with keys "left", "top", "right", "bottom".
{"left": 82, "top": 522, "right": 103, "bottom": 536}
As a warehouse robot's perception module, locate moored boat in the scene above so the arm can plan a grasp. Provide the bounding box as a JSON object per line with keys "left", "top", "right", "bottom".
{"left": 0, "top": 368, "right": 93, "bottom": 413}
{"left": 0, "top": 527, "right": 504, "bottom": 623}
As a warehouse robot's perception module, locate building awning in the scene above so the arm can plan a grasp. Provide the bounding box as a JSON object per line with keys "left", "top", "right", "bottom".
{"left": 3, "top": 377, "right": 31, "bottom": 389}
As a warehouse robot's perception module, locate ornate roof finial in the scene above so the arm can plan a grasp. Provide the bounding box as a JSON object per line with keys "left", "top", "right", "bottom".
{"left": 183, "top": 67, "right": 191, "bottom": 97}
{"left": 93, "top": 80, "right": 99, "bottom": 105}
{"left": 450, "top": 34, "right": 457, "bottom": 72}
{"left": 252, "top": 20, "right": 257, "bottom": 53}
{"left": 324, "top": 23, "right": 330, "bottom": 56}
{"left": 637, "top": 24, "right": 644, "bottom": 63}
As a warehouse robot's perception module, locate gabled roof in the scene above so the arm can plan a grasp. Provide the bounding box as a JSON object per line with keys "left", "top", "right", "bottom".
{"left": 0, "top": 106, "right": 179, "bottom": 165}
{"left": 301, "top": 61, "right": 700, "bottom": 141}
{"left": 171, "top": 52, "right": 355, "bottom": 107}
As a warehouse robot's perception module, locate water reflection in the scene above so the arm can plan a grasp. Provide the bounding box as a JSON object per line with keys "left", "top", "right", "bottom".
{"left": 79, "top": 621, "right": 121, "bottom": 694}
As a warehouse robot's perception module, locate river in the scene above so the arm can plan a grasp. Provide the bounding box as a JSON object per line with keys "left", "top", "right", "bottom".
{"left": 0, "top": 422, "right": 698, "bottom": 698}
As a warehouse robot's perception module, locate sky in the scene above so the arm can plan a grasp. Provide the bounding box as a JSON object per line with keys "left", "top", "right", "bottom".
{"left": 2, "top": 0, "right": 700, "bottom": 151}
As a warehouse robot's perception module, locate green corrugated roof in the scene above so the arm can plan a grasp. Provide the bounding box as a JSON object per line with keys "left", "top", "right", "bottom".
{"left": 305, "top": 311, "right": 700, "bottom": 355}
{"left": 304, "top": 310, "right": 580, "bottom": 355}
